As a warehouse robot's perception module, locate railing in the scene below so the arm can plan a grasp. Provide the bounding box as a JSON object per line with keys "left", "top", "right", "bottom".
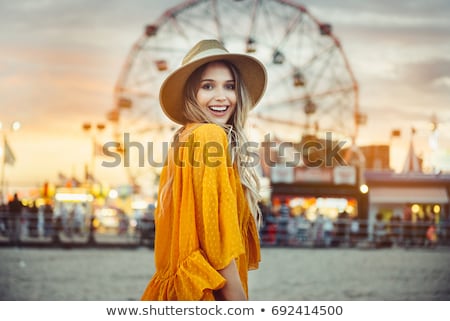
{"left": 259, "top": 217, "right": 450, "bottom": 248}
{"left": 1, "top": 209, "right": 449, "bottom": 248}
{"left": 0, "top": 209, "right": 153, "bottom": 247}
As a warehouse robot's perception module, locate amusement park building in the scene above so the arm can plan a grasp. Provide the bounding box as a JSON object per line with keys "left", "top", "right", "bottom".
{"left": 365, "top": 170, "right": 450, "bottom": 231}
{"left": 263, "top": 142, "right": 450, "bottom": 238}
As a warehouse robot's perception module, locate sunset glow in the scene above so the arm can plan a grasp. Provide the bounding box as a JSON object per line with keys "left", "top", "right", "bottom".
{"left": 1, "top": 0, "right": 449, "bottom": 198}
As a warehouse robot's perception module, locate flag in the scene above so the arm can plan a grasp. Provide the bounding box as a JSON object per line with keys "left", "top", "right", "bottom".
{"left": 402, "top": 139, "right": 422, "bottom": 173}
{"left": 3, "top": 138, "right": 16, "bottom": 166}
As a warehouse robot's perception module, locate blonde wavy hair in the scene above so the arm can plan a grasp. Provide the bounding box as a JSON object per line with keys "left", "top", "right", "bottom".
{"left": 161, "top": 60, "right": 262, "bottom": 225}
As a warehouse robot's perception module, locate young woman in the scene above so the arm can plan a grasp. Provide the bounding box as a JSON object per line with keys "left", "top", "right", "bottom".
{"left": 141, "top": 39, "right": 267, "bottom": 301}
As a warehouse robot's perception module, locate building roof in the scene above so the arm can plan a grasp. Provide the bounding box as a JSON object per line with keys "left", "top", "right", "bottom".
{"left": 365, "top": 170, "right": 450, "bottom": 185}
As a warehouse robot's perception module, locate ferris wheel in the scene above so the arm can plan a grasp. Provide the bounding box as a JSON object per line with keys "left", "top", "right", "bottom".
{"left": 108, "top": 0, "right": 362, "bottom": 191}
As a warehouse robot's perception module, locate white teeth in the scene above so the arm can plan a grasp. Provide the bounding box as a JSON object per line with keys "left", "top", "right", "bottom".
{"left": 209, "top": 106, "right": 227, "bottom": 112}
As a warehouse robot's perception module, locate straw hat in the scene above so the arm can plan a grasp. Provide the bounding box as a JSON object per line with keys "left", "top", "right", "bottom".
{"left": 159, "top": 39, "right": 267, "bottom": 125}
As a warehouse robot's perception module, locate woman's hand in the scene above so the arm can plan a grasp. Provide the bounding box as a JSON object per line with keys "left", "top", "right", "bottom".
{"left": 215, "top": 259, "right": 247, "bottom": 300}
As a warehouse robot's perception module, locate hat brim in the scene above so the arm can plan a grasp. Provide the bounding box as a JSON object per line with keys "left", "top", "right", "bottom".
{"left": 159, "top": 53, "right": 267, "bottom": 125}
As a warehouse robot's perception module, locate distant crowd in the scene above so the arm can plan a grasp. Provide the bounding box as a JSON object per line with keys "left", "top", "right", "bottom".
{"left": 0, "top": 193, "right": 152, "bottom": 246}
{"left": 1, "top": 193, "right": 449, "bottom": 249}
{"left": 0, "top": 193, "right": 60, "bottom": 245}
{"left": 258, "top": 200, "right": 449, "bottom": 249}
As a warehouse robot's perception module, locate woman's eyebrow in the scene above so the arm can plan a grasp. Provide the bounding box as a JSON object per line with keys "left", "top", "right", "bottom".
{"left": 199, "top": 79, "right": 234, "bottom": 82}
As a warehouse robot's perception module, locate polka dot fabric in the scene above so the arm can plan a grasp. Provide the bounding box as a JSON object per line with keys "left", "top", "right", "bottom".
{"left": 141, "top": 123, "right": 261, "bottom": 301}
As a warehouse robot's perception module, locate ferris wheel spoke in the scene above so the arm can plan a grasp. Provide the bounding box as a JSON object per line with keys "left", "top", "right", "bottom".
{"left": 307, "top": 47, "right": 336, "bottom": 93}
{"left": 298, "top": 42, "right": 336, "bottom": 74}
{"left": 274, "top": 9, "right": 302, "bottom": 52}
{"left": 314, "top": 96, "right": 353, "bottom": 118}
{"left": 214, "top": 1, "right": 256, "bottom": 44}
{"left": 170, "top": 16, "right": 209, "bottom": 39}
{"left": 165, "top": 16, "right": 190, "bottom": 41}
{"left": 259, "top": 0, "right": 281, "bottom": 49}
{"left": 266, "top": 70, "right": 298, "bottom": 93}
{"left": 172, "top": 2, "right": 220, "bottom": 38}
{"left": 252, "top": 113, "right": 307, "bottom": 128}
{"left": 310, "top": 86, "right": 356, "bottom": 101}
{"left": 262, "top": 84, "right": 355, "bottom": 110}
{"left": 245, "top": 0, "right": 259, "bottom": 48}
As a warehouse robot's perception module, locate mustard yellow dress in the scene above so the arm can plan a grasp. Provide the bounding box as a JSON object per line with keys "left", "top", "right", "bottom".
{"left": 141, "top": 123, "right": 261, "bottom": 301}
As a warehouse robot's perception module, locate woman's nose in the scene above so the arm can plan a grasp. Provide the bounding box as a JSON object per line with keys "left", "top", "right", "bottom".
{"left": 214, "top": 88, "right": 226, "bottom": 100}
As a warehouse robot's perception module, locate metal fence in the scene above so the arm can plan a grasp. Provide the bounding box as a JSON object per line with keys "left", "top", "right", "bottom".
{"left": 0, "top": 208, "right": 154, "bottom": 247}
{"left": 259, "top": 217, "right": 450, "bottom": 248}
{"left": 1, "top": 209, "right": 449, "bottom": 248}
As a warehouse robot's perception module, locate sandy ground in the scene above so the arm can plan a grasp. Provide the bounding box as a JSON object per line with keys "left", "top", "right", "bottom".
{"left": 0, "top": 246, "right": 449, "bottom": 301}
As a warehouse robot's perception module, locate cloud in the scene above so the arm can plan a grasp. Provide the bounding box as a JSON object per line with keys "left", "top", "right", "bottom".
{"left": 399, "top": 58, "right": 450, "bottom": 84}
{"left": 431, "top": 76, "right": 450, "bottom": 89}
{"left": 306, "top": 0, "right": 450, "bottom": 22}
{"left": 392, "top": 59, "right": 450, "bottom": 106}
{"left": 306, "top": 0, "right": 450, "bottom": 51}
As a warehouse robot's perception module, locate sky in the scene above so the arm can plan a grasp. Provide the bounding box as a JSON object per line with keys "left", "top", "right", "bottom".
{"left": 1, "top": 0, "right": 450, "bottom": 195}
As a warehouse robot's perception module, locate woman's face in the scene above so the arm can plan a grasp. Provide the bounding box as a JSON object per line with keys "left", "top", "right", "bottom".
{"left": 196, "top": 61, "right": 237, "bottom": 125}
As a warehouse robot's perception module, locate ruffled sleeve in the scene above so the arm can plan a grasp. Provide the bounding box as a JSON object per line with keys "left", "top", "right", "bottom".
{"left": 190, "top": 124, "right": 246, "bottom": 270}
{"left": 141, "top": 250, "right": 225, "bottom": 300}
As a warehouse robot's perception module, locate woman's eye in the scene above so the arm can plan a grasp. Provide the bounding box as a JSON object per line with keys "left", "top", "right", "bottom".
{"left": 225, "top": 84, "right": 235, "bottom": 90}
{"left": 201, "top": 83, "right": 213, "bottom": 90}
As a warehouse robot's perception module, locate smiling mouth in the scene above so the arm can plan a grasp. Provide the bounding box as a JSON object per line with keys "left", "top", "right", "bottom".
{"left": 208, "top": 105, "right": 229, "bottom": 113}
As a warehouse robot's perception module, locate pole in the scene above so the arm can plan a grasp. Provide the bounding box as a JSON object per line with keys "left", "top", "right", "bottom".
{"left": 0, "top": 121, "right": 20, "bottom": 203}
{"left": 91, "top": 135, "right": 96, "bottom": 181}
{"left": 82, "top": 122, "right": 105, "bottom": 183}
{"left": 0, "top": 135, "right": 6, "bottom": 203}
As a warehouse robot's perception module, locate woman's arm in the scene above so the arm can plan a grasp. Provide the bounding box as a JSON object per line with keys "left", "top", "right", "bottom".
{"left": 215, "top": 259, "right": 247, "bottom": 301}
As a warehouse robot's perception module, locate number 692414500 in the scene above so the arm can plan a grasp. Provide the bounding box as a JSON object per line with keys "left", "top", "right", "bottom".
{"left": 271, "top": 305, "right": 343, "bottom": 316}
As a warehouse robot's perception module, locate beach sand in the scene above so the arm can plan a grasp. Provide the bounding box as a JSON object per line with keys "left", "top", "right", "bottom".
{"left": 1, "top": 246, "right": 449, "bottom": 301}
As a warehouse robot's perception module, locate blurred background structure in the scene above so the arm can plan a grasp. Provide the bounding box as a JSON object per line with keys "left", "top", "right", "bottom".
{"left": 0, "top": 0, "right": 449, "bottom": 248}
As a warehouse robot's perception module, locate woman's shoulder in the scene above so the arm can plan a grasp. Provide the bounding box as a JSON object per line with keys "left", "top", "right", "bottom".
{"left": 188, "top": 123, "right": 228, "bottom": 142}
